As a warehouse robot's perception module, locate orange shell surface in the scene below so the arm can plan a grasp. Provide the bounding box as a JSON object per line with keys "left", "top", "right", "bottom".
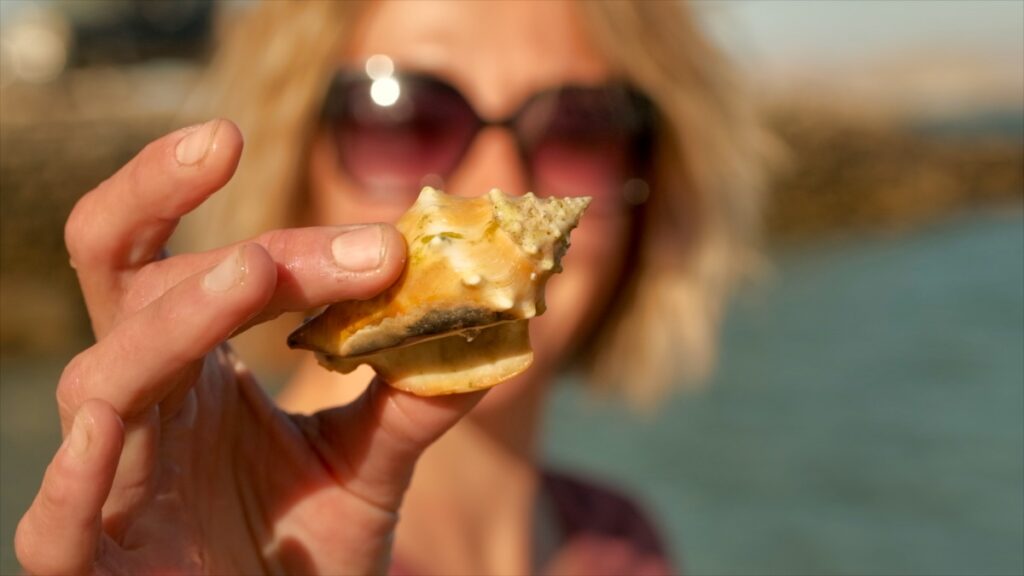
{"left": 288, "top": 187, "right": 590, "bottom": 396}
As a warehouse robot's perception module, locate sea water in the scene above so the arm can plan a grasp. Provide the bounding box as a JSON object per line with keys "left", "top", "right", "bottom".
{"left": 544, "top": 208, "right": 1024, "bottom": 575}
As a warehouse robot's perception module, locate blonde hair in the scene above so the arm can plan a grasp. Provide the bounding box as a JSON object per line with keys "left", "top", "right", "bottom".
{"left": 178, "top": 1, "right": 774, "bottom": 406}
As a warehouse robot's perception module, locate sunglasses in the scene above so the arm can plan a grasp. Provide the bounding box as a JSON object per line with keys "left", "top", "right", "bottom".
{"left": 321, "top": 67, "right": 657, "bottom": 212}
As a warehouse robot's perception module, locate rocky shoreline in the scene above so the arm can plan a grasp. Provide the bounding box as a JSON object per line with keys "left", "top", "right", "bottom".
{"left": 767, "top": 107, "right": 1023, "bottom": 242}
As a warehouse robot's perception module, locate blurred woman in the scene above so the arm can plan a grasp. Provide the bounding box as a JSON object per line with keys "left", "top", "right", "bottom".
{"left": 15, "top": 2, "right": 770, "bottom": 574}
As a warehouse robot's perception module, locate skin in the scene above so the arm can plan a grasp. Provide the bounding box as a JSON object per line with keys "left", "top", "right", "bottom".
{"left": 16, "top": 2, "right": 631, "bottom": 575}
{"left": 287, "top": 2, "right": 632, "bottom": 574}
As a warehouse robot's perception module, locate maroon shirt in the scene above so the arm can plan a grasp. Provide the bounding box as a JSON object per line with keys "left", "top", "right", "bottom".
{"left": 390, "top": 469, "right": 679, "bottom": 575}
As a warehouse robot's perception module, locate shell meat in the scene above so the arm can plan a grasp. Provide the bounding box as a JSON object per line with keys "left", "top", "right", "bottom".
{"left": 287, "top": 187, "right": 591, "bottom": 396}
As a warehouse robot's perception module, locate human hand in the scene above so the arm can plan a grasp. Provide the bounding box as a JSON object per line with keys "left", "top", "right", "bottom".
{"left": 15, "top": 119, "right": 484, "bottom": 575}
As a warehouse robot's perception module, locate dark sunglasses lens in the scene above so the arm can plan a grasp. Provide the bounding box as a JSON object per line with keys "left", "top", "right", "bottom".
{"left": 521, "top": 87, "right": 653, "bottom": 209}
{"left": 327, "top": 75, "right": 478, "bottom": 192}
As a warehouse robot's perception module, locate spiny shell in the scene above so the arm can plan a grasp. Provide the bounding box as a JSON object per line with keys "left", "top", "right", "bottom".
{"left": 287, "top": 187, "right": 591, "bottom": 396}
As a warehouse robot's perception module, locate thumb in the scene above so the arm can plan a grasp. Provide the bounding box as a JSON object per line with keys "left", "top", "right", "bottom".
{"left": 310, "top": 377, "right": 486, "bottom": 512}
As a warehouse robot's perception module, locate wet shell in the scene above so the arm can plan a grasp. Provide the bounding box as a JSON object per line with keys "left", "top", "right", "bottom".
{"left": 287, "top": 187, "right": 591, "bottom": 396}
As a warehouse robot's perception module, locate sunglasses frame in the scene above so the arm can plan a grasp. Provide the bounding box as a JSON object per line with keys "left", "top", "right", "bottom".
{"left": 320, "top": 69, "right": 658, "bottom": 203}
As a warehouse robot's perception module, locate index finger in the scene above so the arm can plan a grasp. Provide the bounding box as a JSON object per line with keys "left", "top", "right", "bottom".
{"left": 65, "top": 119, "right": 243, "bottom": 337}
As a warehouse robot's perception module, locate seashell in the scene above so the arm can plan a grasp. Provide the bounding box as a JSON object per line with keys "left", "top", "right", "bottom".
{"left": 287, "top": 187, "right": 591, "bottom": 396}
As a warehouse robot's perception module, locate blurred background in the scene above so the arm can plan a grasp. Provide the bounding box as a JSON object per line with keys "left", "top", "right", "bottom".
{"left": 1, "top": 1, "right": 1021, "bottom": 574}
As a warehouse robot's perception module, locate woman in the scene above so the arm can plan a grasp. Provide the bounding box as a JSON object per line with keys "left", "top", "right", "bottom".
{"left": 15, "top": 1, "right": 770, "bottom": 574}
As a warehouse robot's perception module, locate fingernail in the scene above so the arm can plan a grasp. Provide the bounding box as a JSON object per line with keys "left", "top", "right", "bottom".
{"left": 175, "top": 119, "right": 220, "bottom": 166}
{"left": 332, "top": 225, "right": 385, "bottom": 271}
{"left": 203, "top": 248, "right": 247, "bottom": 293}
{"left": 67, "top": 410, "right": 92, "bottom": 459}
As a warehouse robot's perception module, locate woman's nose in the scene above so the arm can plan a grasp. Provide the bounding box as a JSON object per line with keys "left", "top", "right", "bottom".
{"left": 445, "top": 127, "right": 529, "bottom": 198}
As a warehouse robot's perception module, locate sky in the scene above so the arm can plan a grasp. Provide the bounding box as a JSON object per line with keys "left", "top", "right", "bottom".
{"left": 701, "top": 0, "right": 1022, "bottom": 67}
{"left": 698, "top": 0, "right": 1024, "bottom": 114}
{"left": 3, "top": 1, "right": 1021, "bottom": 71}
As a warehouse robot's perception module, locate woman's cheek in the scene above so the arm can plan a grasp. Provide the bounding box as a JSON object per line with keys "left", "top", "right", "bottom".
{"left": 530, "top": 213, "right": 630, "bottom": 368}
{"left": 530, "top": 265, "right": 593, "bottom": 367}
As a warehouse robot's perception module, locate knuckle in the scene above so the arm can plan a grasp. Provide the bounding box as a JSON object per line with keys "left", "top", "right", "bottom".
{"left": 121, "top": 263, "right": 162, "bottom": 314}
{"left": 63, "top": 194, "right": 100, "bottom": 264}
{"left": 56, "top": 352, "right": 89, "bottom": 417}
{"left": 257, "top": 228, "right": 295, "bottom": 259}
{"left": 147, "top": 294, "right": 200, "bottom": 367}
{"left": 151, "top": 283, "right": 185, "bottom": 327}
{"left": 14, "top": 515, "right": 38, "bottom": 569}
{"left": 63, "top": 138, "right": 160, "bottom": 266}
{"left": 39, "top": 466, "right": 72, "bottom": 512}
{"left": 125, "top": 143, "right": 154, "bottom": 194}
{"left": 119, "top": 284, "right": 148, "bottom": 318}
{"left": 371, "top": 390, "right": 425, "bottom": 454}
{"left": 15, "top": 514, "right": 68, "bottom": 576}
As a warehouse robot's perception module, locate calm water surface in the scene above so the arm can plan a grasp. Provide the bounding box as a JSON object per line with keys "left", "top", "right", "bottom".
{"left": 2, "top": 209, "right": 1022, "bottom": 574}
{"left": 545, "top": 208, "right": 1024, "bottom": 575}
